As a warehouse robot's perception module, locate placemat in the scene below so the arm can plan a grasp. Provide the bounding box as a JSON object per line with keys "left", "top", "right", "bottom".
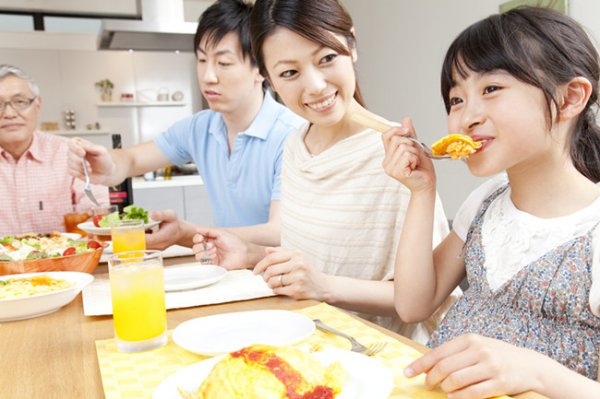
{"left": 83, "top": 268, "right": 275, "bottom": 316}
{"left": 96, "top": 302, "right": 511, "bottom": 399}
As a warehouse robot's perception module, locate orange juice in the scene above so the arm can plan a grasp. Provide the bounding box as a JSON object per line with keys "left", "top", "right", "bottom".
{"left": 111, "top": 220, "right": 146, "bottom": 254}
{"left": 108, "top": 251, "right": 167, "bottom": 352}
{"left": 63, "top": 212, "right": 89, "bottom": 236}
{"left": 112, "top": 228, "right": 146, "bottom": 253}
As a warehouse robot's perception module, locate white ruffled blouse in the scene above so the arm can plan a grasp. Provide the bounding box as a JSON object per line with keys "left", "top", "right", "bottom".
{"left": 453, "top": 174, "right": 600, "bottom": 317}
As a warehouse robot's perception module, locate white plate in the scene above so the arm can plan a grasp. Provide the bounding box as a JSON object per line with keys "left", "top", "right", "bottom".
{"left": 60, "top": 232, "right": 82, "bottom": 240}
{"left": 0, "top": 271, "right": 94, "bottom": 322}
{"left": 164, "top": 264, "right": 226, "bottom": 292}
{"left": 77, "top": 220, "right": 160, "bottom": 236}
{"left": 172, "top": 310, "right": 315, "bottom": 356}
{"left": 153, "top": 348, "right": 393, "bottom": 399}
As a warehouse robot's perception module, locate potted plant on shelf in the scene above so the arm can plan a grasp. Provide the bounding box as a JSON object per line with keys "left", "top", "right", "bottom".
{"left": 95, "top": 79, "right": 114, "bottom": 102}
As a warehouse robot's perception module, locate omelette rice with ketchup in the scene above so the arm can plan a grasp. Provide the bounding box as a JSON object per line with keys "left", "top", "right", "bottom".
{"left": 180, "top": 344, "right": 346, "bottom": 399}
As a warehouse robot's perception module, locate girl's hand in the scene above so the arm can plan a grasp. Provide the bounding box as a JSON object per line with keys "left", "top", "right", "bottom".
{"left": 253, "top": 247, "right": 331, "bottom": 301}
{"left": 404, "top": 334, "right": 544, "bottom": 399}
{"left": 381, "top": 117, "right": 436, "bottom": 192}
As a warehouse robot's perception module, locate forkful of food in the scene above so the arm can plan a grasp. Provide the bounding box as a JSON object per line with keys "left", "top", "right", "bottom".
{"left": 350, "top": 111, "right": 481, "bottom": 160}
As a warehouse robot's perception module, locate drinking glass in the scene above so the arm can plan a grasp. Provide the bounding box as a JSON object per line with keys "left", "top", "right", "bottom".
{"left": 111, "top": 219, "right": 146, "bottom": 254}
{"left": 108, "top": 250, "right": 167, "bottom": 352}
{"left": 63, "top": 209, "right": 90, "bottom": 237}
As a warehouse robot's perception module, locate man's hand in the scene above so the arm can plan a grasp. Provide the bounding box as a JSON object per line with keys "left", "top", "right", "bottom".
{"left": 145, "top": 209, "right": 194, "bottom": 250}
{"left": 67, "top": 137, "right": 115, "bottom": 185}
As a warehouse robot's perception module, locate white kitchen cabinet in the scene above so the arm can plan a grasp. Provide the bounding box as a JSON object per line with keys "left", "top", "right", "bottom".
{"left": 133, "top": 186, "right": 186, "bottom": 220}
{"left": 132, "top": 177, "right": 213, "bottom": 226}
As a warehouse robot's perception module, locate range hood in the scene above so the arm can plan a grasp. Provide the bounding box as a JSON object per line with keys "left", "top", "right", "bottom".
{"left": 98, "top": 0, "right": 199, "bottom": 52}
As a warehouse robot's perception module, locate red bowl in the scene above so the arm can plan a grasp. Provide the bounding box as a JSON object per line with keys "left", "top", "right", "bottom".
{"left": 0, "top": 248, "right": 103, "bottom": 276}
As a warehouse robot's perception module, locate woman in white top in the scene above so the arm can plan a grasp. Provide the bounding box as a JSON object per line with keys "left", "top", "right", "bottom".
{"left": 194, "top": 0, "right": 449, "bottom": 334}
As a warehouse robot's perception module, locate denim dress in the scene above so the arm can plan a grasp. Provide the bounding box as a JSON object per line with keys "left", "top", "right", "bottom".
{"left": 429, "top": 185, "right": 600, "bottom": 379}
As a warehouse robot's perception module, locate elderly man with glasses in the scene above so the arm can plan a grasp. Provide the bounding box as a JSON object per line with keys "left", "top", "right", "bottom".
{"left": 0, "top": 64, "right": 108, "bottom": 235}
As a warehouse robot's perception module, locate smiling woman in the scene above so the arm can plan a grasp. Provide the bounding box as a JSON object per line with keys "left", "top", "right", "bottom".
{"left": 191, "top": 0, "right": 450, "bottom": 338}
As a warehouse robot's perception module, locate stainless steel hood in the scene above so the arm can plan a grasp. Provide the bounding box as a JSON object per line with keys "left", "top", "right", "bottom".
{"left": 98, "top": 0, "right": 199, "bottom": 52}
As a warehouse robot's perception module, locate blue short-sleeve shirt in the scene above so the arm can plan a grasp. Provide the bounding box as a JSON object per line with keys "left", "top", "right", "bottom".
{"left": 155, "top": 92, "right": 306, "bottom": 227}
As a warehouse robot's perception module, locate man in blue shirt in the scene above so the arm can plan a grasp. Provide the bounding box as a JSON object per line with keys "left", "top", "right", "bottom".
{"left": 67, "top": 0, "right": 305, "bottom": 247}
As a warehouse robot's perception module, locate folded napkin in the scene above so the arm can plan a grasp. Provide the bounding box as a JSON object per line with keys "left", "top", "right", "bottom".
{"left": 82, "top": 268, "right": 275, "bottom": 316}
{"left": 100, "top": 244, "right": 194, "bottom": 263}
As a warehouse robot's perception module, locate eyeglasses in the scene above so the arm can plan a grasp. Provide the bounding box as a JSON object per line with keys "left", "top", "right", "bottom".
{"left": 0, "top": 96, "right": 37, "bottom": 114}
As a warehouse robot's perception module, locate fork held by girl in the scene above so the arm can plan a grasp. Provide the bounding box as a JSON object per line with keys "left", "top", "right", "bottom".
{"left": 383, "top": 7, "right": 600, "bottom": 399}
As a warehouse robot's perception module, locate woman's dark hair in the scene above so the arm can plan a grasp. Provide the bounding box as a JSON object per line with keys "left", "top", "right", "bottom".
{"left": 249, "top": 0, "right": 365, "bottom": 106}
{"left": 193, "top": 0, "right": 256, "bottom": 66}
{"left": 441, "top": 7, "right": 600, "bottom": 182}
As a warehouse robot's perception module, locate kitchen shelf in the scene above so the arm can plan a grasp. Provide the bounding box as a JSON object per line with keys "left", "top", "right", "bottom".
{"left": 96, "top": 101, "right": 186, "bottom": 107}
{"left": 42, "top": 130, "right": 112, "bottom": 136}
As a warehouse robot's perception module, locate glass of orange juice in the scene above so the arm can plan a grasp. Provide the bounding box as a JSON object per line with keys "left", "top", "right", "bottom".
{"left": 108, "top": 250, "right": 167, "bottom": 352}
{"left": 111, "top": 219, "right": 146, "bottom": 254}
{"left": 63, "top": 210, "right": 90, "bottom": 237}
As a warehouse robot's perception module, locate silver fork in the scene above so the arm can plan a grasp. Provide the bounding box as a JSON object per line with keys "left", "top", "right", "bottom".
{"left": 314, "top": 319, "right": 387, "bottom": 356}
{"left": 81, "top": 158, "right": 100, "bottom": 206}
{"left": 314, "top": 319, "right": 367, "bottom": 352}
{"left": 199, "top": 242, "right": 213, "bottom": 265}
{"left": 350, "top": 111, "right": 450, "bottom": 160}
{"left": 406, "top": 137, "right": 452, "bottom": 160}
{"left": 363, "top": 340, "right": 388, "bottom": 356}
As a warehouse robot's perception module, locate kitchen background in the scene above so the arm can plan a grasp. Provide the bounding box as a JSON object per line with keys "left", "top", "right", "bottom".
{"left": 0, "top": 0, "right": 598, "bottom": 220}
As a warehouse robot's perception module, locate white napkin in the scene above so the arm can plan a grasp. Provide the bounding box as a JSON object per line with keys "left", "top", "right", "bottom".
{"left": 99, "top": 244, "right": 193, "bottom": 263}
{"left": 82, "top": 268, "right": 275, "bottom": 316}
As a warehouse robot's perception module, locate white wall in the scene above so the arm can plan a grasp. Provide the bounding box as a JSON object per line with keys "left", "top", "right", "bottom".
{"left": 343, "top": 0, "right": 600, "bottom": 217}
{"left": 1, "top": 49, "right": 200, "bottom": 148}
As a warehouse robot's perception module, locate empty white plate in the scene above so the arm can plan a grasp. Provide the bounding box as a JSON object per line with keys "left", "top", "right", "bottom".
{"left": 172, "top": 310, "right": 315, "bottom": 356}
{"left": 164, "top": 264, "right": 227, "bottom": 292}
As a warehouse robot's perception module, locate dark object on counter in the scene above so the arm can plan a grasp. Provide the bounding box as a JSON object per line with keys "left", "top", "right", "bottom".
{"left": 109, "top": 134, "right": 134, "bottom": 213}
{"left": 174, "top": 162, "right": 198, "bottom": 175}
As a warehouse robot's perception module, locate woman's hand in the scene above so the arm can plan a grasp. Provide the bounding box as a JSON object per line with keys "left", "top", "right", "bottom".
{"left": 253, "top": 247, "right": 331, "bottom": 301}
{"left": 192, "top": 228, "right": 254, "bottom": 270}
{"left": 381, "top": 117, "right": 436, "bottom": 192}
{"left": 67, "top": 137, "right": 115, "bottom": 185}
{"left": 404, "top": 334, "right": 545, "bottom": 399}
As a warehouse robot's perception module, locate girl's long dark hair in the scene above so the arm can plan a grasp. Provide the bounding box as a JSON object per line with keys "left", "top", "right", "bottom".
{"left": 249, "top": 0, "right": 365, "bottom": 107}
{"left": 441, "top": 7, "right": 600, "bottom": 182}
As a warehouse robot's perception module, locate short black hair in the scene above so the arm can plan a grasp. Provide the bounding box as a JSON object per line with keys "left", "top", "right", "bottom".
{"left": 193, "top": 0, "right": 255, "bottom": 65}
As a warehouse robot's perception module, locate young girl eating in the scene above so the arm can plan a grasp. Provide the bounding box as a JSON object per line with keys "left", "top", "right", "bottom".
{"left": 383, "top": 7, "right": 600, "bottom": 398}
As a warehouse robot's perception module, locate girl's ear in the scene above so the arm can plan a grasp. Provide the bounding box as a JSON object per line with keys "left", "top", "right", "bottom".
{"left": 558, "top": 77, "right": 592, "bottom": 121}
